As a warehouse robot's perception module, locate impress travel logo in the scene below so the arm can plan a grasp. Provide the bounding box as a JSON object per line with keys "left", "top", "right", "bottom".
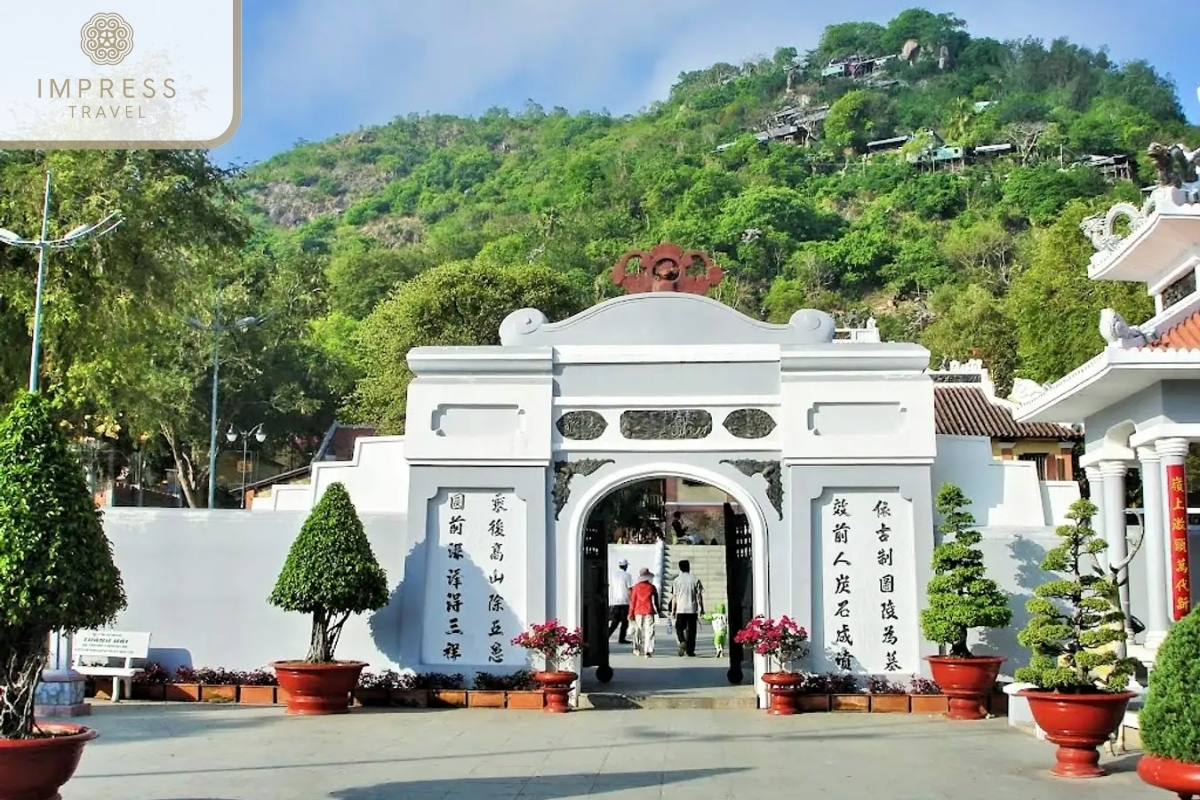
{"left": 0, "top": 1, "right": 241, "bottom": 148}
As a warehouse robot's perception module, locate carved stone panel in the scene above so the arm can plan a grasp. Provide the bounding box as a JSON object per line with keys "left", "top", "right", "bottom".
{"left": 556, "top": 411, "right": 608, "bottom": 441}
{"left": 619, "top": 410, "right": 712, "bottom": 440}
{"left": 723, "top": 409, "right": 777, "bottom": 439}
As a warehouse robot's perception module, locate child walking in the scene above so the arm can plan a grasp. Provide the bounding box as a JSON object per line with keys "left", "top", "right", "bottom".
{"left": 703, "top": 602, "right": 729, "bottom": 658}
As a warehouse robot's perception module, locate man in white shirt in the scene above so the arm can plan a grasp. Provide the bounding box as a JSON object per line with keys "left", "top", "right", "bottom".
{"left": 607, "top": 558, "right": 634, "bottom": 644}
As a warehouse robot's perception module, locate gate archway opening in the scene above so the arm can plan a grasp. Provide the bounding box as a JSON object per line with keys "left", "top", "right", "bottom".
{"left": 568, "top": 467, "right": 768, "bottom": 699}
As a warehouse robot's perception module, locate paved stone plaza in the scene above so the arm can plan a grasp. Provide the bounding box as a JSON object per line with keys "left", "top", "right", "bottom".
{"left": 66, "top": 703, "right": 1158, "bottom": 800}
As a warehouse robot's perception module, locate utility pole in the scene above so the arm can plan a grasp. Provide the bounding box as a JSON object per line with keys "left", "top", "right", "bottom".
{"left": 0, "top": 171, "right": 122, "bottom": 392}
{"left": 186, "top": 287, "right": 268, "bottom": 508}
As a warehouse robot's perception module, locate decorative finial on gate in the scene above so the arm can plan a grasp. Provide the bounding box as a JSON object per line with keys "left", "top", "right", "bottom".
{"left": 611, "top": 242, "right": 723, "bottom": 295}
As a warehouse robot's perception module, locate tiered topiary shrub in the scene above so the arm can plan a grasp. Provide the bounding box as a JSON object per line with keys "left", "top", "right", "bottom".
{"left": 920, "top": 483, "right": 1012, "bottom": 720}
{"left": 268, "top": 481, "right": 389, "bottom": 715}
{"left": 0, "top": 392, "right": 127, "bottom": 798}
{"left": 1137, "top": 606, "right": 1200, "bottom": 798}
{"left": 1014, "top": 498, "right": 1138, "bottom": 778}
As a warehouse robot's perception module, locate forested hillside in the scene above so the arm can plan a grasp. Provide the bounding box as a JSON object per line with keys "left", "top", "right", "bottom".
{"left": 1, "top": 8, "right": 1197, "bottom": 504}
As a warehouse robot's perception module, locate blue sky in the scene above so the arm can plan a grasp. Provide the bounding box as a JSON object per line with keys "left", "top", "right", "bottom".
{"left": 214, "top": 0, "right": 1199, "bottom": 167}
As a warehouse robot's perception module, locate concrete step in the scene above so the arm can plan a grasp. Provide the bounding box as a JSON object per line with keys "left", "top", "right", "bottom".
{"left": 580, "top": 692, "right": 758, "bottom": 710}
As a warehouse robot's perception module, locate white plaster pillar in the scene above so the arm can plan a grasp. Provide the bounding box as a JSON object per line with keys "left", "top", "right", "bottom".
{"left": 1084, "top": 465, "right": 1106, "bottom": 544}
{"left": 1098, "top": 460, "right": 1132, "bottom": 649}
{"left": 1157, "top": 438, "right": 1191, "bottom": 625}
{"left": 1137, "top": 446, "right": 1170, "bottom": 647}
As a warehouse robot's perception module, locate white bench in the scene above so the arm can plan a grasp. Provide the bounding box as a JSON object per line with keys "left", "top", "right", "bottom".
{"left": 72, "top": 630, "right": 151, "bottom": 702}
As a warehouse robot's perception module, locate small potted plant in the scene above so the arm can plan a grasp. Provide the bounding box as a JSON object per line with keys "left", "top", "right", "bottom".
{"left": 867, "top": 676, "right": 910, "bottom": 713}
{"left": 504, "top": 670, "right": 545, "bottom": 710}
{"left": 732, "top": 615, "right": 810, "bottom": 715}
{"left": 0, "top": 392, "right": 126, "bottom": 800}
{"left": 1137, "top": 605, "right": 1200, "bottom": 797}
{"left": 511, "top": 620, "right": 584, "bottom": 713}
{"left": 269, "top": 482, "right": 389, "bottom": 715}
{"left": 920, "top": 483, "right": 1013, "bottom": 720}
{"left": 1014, "top": 499, "right": 1138, "bottom": 778}
{"left": 469, "top": 673, "right": 509, "bottom": 708}
{"left": 238, "top": 669, "right": 279, "bottom": 705}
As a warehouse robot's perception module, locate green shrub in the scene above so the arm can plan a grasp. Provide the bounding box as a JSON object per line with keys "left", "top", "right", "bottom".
{"left": 0, "top": 392, "right": 126, "bottom": 738}
{"left": 1139, "top": 606, "right": 1200, "bottom": 763}
{"left": 919, "top": 483, "right": 1012, "bottom": 656}
{"left": 1013, "top": 499, "right": 1137, "bottom": 692}
{"left": 268, "top": 482, "right": 388, "bottom": 663}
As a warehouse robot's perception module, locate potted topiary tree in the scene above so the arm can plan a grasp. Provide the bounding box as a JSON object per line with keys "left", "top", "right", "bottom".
{"left": 269, "top": 482, "right": 388, "bottom": 715}
{"left": 920, "top": 483, "right": 1012, "bottom": 720}
{"left": 0, "top": 392, "right": 126, "bottom": 799}
{"left": 1137, "top": 605, "right": 1200, "bottom": 798}
{"left": 511, "top": 621, "right": 584, "bottom": 713}
{"left": 1014, "top": 498, "right": 1138, "bottom": 778}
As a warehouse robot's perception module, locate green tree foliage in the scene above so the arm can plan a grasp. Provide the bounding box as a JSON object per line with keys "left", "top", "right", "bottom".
{"left": 1139, "top": 606, "right": 1200, "bottom": 764}
{"left": 1014, "top": 499, "right": 1137, "bottom": 692}
{"left": 920, "top": 284, "right": 1018, "bottom": 394}
{"left": 823, "top": 90, "right": 896, "bottom": 152}
{"left": 920, "top": 483, "right": 1012, "bottom": 657}
{"left": 268, "top": 482, "right": 388, "bottom": 663}
{"left": 1006, "top": 202, "right": 1154, "bottom": 384}
{"left": 350, "top": 262, "right": 588, "bottom": 433}
{"left": 0, "top": 392, "right": 126, "bottom": 738}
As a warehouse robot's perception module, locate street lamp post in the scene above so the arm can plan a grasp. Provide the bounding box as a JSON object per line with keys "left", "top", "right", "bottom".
{"left": 0, "top": 170, "right": 121, "bottom": 718}
{"left": 186, "top": 287, "right": 268, "bottom": 508}
{"left": 227, "top": 423, "right": 266, "bottom": 508}
{"left": 0, "top": 171, "right": 122, "bottom": 391}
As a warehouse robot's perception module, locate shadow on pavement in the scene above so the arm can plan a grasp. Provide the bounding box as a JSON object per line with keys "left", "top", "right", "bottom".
{"left": 329, "top": 768, "right": 749, "bottom": 799}
{"left": 85, "top": 704, "right": 276, "bottom": 745}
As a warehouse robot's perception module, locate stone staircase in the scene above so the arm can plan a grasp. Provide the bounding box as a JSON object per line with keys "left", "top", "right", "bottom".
{"left": 662, "top": 544, "right": 728, "bottom": 610}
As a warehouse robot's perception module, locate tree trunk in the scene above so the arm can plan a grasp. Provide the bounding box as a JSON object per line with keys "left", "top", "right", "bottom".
{"left": 0, "top": 625, "right": 49, "bottom": 739}
{"left": 161, "top": 423, "right": 203, "bottom": 508}
{"left": 307, "top": 609, "right": 331, "bottom": 663}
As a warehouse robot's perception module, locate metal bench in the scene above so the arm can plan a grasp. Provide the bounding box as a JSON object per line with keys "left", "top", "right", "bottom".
{"left": 72, "top": 629, "right": 151, "bottom": 702}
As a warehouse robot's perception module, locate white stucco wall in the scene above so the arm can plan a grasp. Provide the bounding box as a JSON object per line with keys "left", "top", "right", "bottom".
{"left": 252, "top": 436, "right": 410, "bottom": 513}
{"left": 931, "top": 435, "right": 1079, "bottom": 527}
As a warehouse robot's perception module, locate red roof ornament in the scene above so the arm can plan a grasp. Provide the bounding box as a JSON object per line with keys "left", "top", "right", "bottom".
{"left": 611, "top": 242, "right": 723, "bottom": 295}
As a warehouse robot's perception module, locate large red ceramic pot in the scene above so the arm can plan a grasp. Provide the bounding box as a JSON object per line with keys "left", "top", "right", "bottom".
{"left": 272, "top": 661, "right": 366, "bottom": 715}
{"left": 0, "top": 722, "right": 97, "bottom": 800}
{"left": 533, "top": 670, "right": 577, "bottom": 713}
{"left": 1019, "top": 689, "right": 1136, "bottom": 778}
{"left": 924, "top": 655, "right": 1005, "bottom": 720}
{"left": 760, "top": 672, "right": 804, "bottom": 715}
{"left": 1137, "top": 754, "right": 1200, "bottom": 799}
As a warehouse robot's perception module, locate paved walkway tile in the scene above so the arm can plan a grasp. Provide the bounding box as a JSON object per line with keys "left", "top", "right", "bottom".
{"left": 65, "top": 704, "right": 1156, "bottom": 800}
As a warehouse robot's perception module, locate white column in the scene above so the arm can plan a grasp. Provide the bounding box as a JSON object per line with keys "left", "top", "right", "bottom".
{"left": 1084, "top": 465, "right": 1106, "bottom": 543}
{"left": 1157, "top": 438, "right": 1191, "bottom": 625}
{"left": 1138, "top": 446, "right": 1170, "bottom": 647}
{"left": 1099, "top": 461, "right": 1132, "bottom": 650}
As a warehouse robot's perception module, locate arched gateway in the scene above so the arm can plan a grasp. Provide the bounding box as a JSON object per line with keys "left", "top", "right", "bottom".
{"left": 397, "top": 244, "right": 938, "bottom": 705}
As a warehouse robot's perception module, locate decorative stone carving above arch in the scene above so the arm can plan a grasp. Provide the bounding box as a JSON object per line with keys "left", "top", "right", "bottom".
{"left": 619, "top": 409, "right": 712, "bottom": 440}
{"left": 720, "top": 459, "right": 783, "bottom": 519}
{"left": 552, "top": 459, "right": 614, "bottom": 519}
{"left": 556, "top": 411, "right": 608, "bottom": 440}
{"left": 1079, "top": 199, "right": 1154, "bottom": 252}
{"left": 722, "top": 409, "right": 777, "bottom": 439}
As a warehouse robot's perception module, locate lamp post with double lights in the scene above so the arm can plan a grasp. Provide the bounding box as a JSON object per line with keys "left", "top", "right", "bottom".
{"left": 186, "top": 286, "right": 269, "bottom": 508}
{"left": 227, "top": 423, "right": 266, "bottom": 508}
{"left": 0, "top": 171, "right": 122, "bottom": 392}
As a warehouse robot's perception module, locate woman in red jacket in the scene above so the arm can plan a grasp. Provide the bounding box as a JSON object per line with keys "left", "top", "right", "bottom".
{"left": 627, "top": 568, "right": 660, "bottom": 657}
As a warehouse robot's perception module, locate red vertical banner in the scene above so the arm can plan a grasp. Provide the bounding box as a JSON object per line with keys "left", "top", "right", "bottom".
{"left": 1165, "top": 463, "right": 1192, "bottom": 620}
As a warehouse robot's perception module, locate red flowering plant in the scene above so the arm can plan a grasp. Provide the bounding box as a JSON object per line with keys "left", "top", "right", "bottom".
{"left": 511, "top": 620, "right": 584, "bottom": 672}
{"left": 733, "top": 615, "right": 810, "bottom": 672}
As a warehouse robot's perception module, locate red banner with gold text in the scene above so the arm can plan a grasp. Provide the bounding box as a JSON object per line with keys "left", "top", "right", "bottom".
{"left": 1166, "top": 463, "right": 1192, "bottom": 620}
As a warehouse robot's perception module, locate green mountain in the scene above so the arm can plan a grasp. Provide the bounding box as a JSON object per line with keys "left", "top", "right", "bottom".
{"left": 237, "top": 8, "right": 1194, "bottom": 405}
{"left": 3, "top": 8, "right": 1198, "bottom": 504}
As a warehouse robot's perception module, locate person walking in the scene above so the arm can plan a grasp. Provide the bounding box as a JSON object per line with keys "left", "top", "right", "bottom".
{"left": 670, "top": 559, "right": 704, "bottom": 657}
{"left": 607, "top": 558, "right": 633, "bottom": 644}
{"left": 628, "top": 568, "right": 659, "bottom": 657}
